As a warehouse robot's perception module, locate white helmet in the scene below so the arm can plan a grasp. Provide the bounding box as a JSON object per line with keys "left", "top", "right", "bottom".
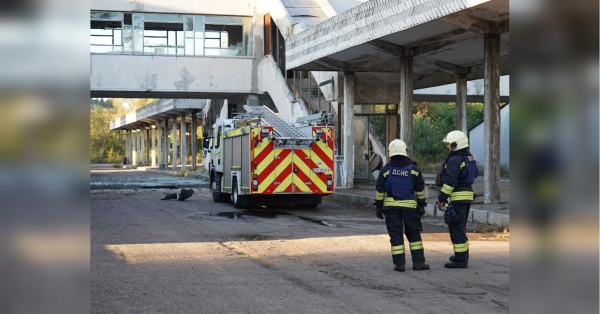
{"left": 388, "top": 139, "right": 408, "bottom": 157}
{"left": 443, "top": 130, "right": 469, "bottom": 151}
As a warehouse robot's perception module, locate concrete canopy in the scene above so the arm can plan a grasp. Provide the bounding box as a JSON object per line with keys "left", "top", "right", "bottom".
{"left": 110, "top": 99, "right": 206, "bottom": 130}
{"left": 285, "top": 0, "right": 509, "bottom": 89}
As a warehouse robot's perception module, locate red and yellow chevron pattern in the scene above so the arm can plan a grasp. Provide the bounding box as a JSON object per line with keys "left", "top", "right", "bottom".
{"left": 250, "top": 126, "right": 334, "bottom": 194}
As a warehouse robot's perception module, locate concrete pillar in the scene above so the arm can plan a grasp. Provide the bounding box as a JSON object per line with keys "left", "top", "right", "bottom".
{"left": 129, "top": 130, "right": 133, "bottom": 164}
{"left": 125, "top": 130, "right": 130, "bottom": 165}
{"left": 172, "top": 117, "right": 178, "bottom": 170}
{"left": 132, "top": 130, "right": 138, "bottom": 166}
{"left": 145, "top": 128, "right": 150, "bottom": 165}
{"left": 400, "top": 55, "right": 414, "bottom": 159}
{"left": 156, "top": 122, "right": 162, "bottom": 168}
{"left": 138, "top": 129, "right": 143, "bottom": 165}
{"left": 163, "top": 119, "right": 169, "bottom": 168}
{"left": 191, "top": 111, "right": 198, "bottom": 171}
{"left": 140, "top": 127, "right": 146, "bottom": 165}
{"left": 151, "top": 126, "right": 156, "bottom": 167}
{"left": 180, "top": 114, "right": 187, "bottom": 171}
{"left": 456, "top": 74, "right": 468, "bottom": 134}
{"left": 246, "top": 94, "right": 259, "bottom": 107}
{"left": 484, "top": 33, "right": 501, "bottom": 203}
{"left": 343, "top": 72, "right": 355, "bottom": 189}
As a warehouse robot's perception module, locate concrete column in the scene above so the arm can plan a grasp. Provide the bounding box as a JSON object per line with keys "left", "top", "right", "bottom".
{"left": 343, "top": 72, "right": 355, "bottom": 189}
{"left": 156, "top": 122, "right": 162, "bottom": 168}
{"left": 138, "top": 129, "right": 143, "bottom": 165}
{"left": 125, "top": 130, "right": 130, "bottom": 165}
{"left": 151, "top": 126, "right": 156, "bottom": 167}
{"left": 172, "top": 117, "right": 178, "bottom": 170}
{"left": 456, "top": 74, "right": 468, "bottom": 134}
{"left": 246, "top": 94, "right": 259, "bottom": 107}
{"left": 163, "top": 119, "right": 169, "bottom": 168}
{"left": 484, "top": 33, "right": 501, "bottom": 203}
{"left": 132, "top": 130, "right": 138, "bottom": 166}
{"left": 191, "top": 111, "right": 198, "bottom": 171}
{"left": 400, "top": 55, "right": 414, "bottom": 159}
{"left": 180, "top": 114, "right": 187, "bottom": 171}
{"left": 140, "top": 128, "right": 145, "bottom": 165}
{"left": 145, "top": 128, "right": 150, "bottom": 165}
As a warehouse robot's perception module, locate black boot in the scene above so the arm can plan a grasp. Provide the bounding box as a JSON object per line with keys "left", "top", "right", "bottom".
{"left": 410, "top": 249, "right": 430, "bottom": 270}
{"left": 392, "top": 253, "right": 405, "bottom": 272}
{"left": 161, "top": 193, "right": 177, "bottom": 200}
{"left": 413, "top": 261, "right": 430, "bottom": 270}
{"left": 445, "top": 251, "right": 468, "bottom": 268}
{"left": 394, "top": 265, "right": 406, "bottom": 272}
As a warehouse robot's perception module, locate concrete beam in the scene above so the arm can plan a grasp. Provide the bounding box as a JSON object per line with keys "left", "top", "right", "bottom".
{"left": 413, "top": 57, "right": 471, "bottom": 75}
{"left": 367, "top": 39, "right": 407, "bottom": 56}
{"left": 407, "top": 29, "right": 471, "bottom": 48}
{"left": 442, "top": 13, "right": 509, "bottom": 35}
{"left": 483, "top": 33, "right": 501, "bottom": 203}
{"left": 313, "top": 58, "right": 348, "bottom": 71}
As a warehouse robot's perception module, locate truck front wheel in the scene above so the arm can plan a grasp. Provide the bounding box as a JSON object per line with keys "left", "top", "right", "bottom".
{"left": 211, "top": 172, "right": 225, "bottom": 203}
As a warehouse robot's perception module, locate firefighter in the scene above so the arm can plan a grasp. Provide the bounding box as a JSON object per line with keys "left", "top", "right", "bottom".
{"left": 437, "top": 130, "right": 479, "bottom": 269}
{"left": 375, "top": 139, "right": 429, "bottom": 272}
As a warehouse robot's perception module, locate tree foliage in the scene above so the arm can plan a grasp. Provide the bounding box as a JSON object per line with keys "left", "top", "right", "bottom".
{"left": 412, "top": 102, "right": 484, "bottom": 165}
{"left": 90, "top": 98, "right": 155, "bottom": 163}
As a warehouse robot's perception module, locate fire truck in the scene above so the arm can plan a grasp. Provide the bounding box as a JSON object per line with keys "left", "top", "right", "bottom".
{"left": 204, "top": 105, "right": 335, "bottom": 209}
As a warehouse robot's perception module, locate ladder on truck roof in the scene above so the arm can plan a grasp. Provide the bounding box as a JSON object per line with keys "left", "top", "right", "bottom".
{"left": 243, "top": 105, "right": 306, "bottom": 138}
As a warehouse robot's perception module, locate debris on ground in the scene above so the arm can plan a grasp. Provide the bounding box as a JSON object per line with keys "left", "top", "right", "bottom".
{"left": 161, "top": 188, "right": 194, "bottom": 201}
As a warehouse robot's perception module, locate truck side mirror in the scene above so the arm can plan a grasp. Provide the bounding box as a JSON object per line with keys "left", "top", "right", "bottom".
{"left": 203, "top": 138, "right": 210, "bottom": 149}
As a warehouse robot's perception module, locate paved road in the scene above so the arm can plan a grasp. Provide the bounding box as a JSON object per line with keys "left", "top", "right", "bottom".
{"left": 91, "top": 169, "right": 509, "bottom": 314}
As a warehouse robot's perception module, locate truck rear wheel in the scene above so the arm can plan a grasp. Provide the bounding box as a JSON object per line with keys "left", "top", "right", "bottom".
{"left": 232, "top": 180, "right": 245, "bottom": 209}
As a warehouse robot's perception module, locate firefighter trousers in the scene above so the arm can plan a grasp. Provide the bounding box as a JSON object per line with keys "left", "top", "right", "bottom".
{"left": 448, "top": 202, "right": 471, "bottom": 262}
{"left": 383, "top": 206, "right": 426, "bottom": 266}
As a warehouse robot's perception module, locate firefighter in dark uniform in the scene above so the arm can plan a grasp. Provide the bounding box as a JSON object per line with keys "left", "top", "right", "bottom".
{"left": 375, "top": 139, "right": 429, "bottom": 272}
{"left": 437, "top": 130, "right": 479, "bottom": 268}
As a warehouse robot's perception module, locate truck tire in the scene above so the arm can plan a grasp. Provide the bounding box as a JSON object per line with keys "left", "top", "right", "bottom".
{"left": 211, "top": 172, "right": 225, "bottom": 203}
{"left": 232, "top": 180, "right": 245, "bottom": 209}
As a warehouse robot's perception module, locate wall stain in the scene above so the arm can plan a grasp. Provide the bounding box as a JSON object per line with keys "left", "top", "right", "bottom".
{"left": 174, "top": 68, "right": 196, "bottom": 90}
{"left": 140, "top": 74, "right": 157, "bottom": 91}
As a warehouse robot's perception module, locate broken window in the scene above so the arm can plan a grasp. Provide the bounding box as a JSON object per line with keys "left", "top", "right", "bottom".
{"left": 204, "top": 24, "right": 244, "bottom": 56}
{"left": 90, "top": 11, "right": 124, "bottom": 53}
{"left": 143, "top": 22, "right": 184, "bottom": 55}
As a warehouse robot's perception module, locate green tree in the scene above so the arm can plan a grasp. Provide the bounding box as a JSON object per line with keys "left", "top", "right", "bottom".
{"left": 412, "top": 102, "right": 484, "bottom": 165}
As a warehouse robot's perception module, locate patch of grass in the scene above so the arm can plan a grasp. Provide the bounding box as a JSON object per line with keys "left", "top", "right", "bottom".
{"left": 175, "top": 170, "right": 187, "bottom": 177}
{"left": 239, "top": 233, "right": 268, "bottom": 241}
{"left": 113, "top": 163, "right": 123, "bottom": 168}
{"left": 471, "top": 223, "right": 509, "bottom": 234}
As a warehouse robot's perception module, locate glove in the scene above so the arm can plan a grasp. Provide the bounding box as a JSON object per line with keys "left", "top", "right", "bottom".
{"left": 375, "top": 207, "right": 384, "bottom": 220}
{"left": 444, "top": 204, "right": 460, "bottom": 226}
{"left": 417, "top": 204, "right": 426, "bottom": 217}
{"left": 436, "top": 201, "right": 446, "bottom": 211}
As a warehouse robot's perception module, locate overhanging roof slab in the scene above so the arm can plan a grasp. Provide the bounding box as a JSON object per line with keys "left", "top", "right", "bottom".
{"left": 110, "top": 99, "right": 206, "bottom": 130}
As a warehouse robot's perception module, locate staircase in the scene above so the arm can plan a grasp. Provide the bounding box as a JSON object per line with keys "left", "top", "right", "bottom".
{"left": 287, "top": 74, "right": 329, "bottom": 114}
